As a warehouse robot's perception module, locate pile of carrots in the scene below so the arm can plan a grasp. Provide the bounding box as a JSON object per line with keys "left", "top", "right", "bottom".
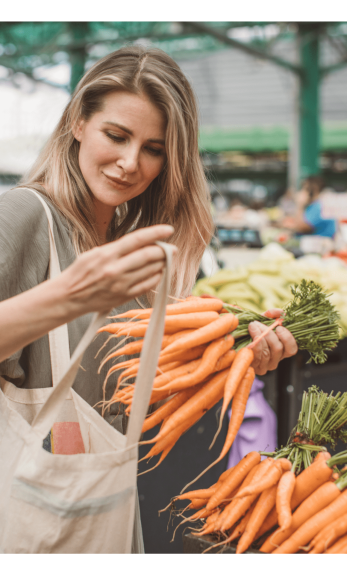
{"left": 163, "top": 449, "right": 347, "bottom": 554}
{"left": 97, "top": 296, "right": 261, "bottom": 474}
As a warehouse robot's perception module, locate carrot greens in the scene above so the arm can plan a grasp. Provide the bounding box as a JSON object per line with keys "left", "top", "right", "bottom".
{"left": 224, "top": 279, "right": 340, "bottom": 364}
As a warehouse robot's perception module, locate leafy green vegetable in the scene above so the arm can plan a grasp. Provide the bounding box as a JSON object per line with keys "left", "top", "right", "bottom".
{"left": 261, "top": 386, "right": 347, "bottom": 474}
{"left": 224, "top": 279, "right": 340, "bottom": 364}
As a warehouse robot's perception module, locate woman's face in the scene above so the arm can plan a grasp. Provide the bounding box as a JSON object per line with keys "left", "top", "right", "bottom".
{"left": 74, "top": 90, "right": 166, "bottom": 210}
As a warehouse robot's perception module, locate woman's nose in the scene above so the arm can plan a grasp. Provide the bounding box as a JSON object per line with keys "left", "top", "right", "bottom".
{"left": 117, "top": 144, "right": 139, "bottom": 174}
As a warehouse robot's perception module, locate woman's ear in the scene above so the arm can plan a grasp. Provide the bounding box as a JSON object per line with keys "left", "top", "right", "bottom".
{"left": 72, "top": 119, "right": 84, "bottom": 142}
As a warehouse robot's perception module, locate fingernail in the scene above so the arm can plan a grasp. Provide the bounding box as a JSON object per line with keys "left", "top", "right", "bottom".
{"left": 249, "top": 321, "right": 261, "bottom": 333}
{"left": 276, "top": 326, "right": 284, "bottom": 335}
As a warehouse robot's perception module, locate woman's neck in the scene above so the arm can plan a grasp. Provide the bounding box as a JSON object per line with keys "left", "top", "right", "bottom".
{"left": 93, "top": 198, "right": 116, "bottom": 245}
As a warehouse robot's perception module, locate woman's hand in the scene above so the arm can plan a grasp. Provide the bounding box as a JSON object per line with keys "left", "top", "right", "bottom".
{"left": 60, "top": 224, "right": 176, "bottom": 315}
{"left": 248, "top": 308, "right": 298, "bottom": 376}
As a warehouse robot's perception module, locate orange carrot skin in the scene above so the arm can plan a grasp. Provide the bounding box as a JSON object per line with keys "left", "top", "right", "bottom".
{"left": 141, "top": 387, "right": 198, "bottom": 433}
{"left": 237, "top": 485, "right": 278, "bottom": 554}
{"left": 227, "top": 499, "right": 259, "bottom": 543}
{"left": 215, "top": 349, "right": 236, "bottom": 371}
{"left": 309, "top": 513, "right": 347, "bottom": 554}
{"left": 220, "top": 347, "right": 254, "bottom": 421}
{"left": 152, "top": 359, "right": 202, "bottom": 389}
{"left": 276, "top": 471, "right": 296, "bottom": 530}
{"left": 147, "top": 369, "right": 230, "bottom": 444}
{"left": 256, "top": 456, "right": 334, "bottom": 540}
{"left": 161, "top": 314, "right": 239, "bottom": 357}
{"left": 272, "top": 485, "right": 347, "bottom": 554}
{"left": 217, "top": 460, "right": 273, "bottom": 533}
{"left": 325, "top": 533, "right": 347, "bottom": 554}
{"left": 214, "top": 463, "right": 262, "bottom": 532}
{"left": 261, "top": 480, "right": 341, "bottom": 553}
{"left": 235, "top": 457, "right": 279, "bottom": 499}
{"left": 218, "top": 367, "right": 256, "bottom": 462}
{"left": 188, "top": 498, "right": 209, "bottom": 510}
{"left": 155, "top": 335, "right": 234, "bottom": 393}
{"left": 207, "top": 451, "right": 261, "bottom": 511}
{"left": 174, "top": 486, "right": 218, "bottom": 502}
{"left": 114, "top": 298, "right": 224, "bottom": 320}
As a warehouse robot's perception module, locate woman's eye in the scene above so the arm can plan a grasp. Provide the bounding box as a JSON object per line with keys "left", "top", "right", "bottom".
{"left": 146, "top": 147, "right": 164, "bottom": 157}
{"left": 106, "top": 133, "right": 125, "bottom": 143}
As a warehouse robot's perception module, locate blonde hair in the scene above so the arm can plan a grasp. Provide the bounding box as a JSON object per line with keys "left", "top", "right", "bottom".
{"left": 20, "top": 45, "right": 214, "bottom": 299}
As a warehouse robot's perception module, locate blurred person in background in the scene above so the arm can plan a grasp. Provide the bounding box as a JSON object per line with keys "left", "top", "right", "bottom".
{"left": 282, "top": 176, "right": 337, "bottom": 238}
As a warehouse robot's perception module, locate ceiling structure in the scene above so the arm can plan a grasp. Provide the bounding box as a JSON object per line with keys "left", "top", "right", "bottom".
{"left": 1, "top": 21, "right": 347, "bottom": 183}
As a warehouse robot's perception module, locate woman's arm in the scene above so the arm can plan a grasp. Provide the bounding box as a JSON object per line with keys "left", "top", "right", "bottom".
{"left": 0, "top": 225, "right": 175, "bottom": 363}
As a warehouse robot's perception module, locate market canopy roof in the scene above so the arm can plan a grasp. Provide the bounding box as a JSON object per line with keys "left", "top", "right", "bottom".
{"left": 199, "top": 124, "right": 347, "bottom": 153}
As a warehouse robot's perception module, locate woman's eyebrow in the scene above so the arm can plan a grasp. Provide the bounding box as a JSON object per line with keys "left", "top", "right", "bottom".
{"left": 102, "top": 121, "right": 165, "bottom": 146}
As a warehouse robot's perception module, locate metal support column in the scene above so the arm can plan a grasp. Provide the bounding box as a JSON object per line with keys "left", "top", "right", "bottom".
{"left": 298, "top": 25, "right": 320, "bottom": 181}
{"left": 69, "top": 23, "right": 88, "bottom": 93}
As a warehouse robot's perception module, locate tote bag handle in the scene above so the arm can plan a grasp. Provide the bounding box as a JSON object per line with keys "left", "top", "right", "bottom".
{"left": 24, "top": 190, "right": 173, "bottom": 445}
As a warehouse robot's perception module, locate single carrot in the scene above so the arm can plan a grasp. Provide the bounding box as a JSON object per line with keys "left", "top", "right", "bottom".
{"left": 115, "top": 311, "right": 220, "bottom": 336}
{"left": 206, "top": 451, "right": 261, "bottom": 511}
{"left": 182, "top": 367, "right": 256, "bottom": 493}
{"left": 160, "top": 314, "right": 239, "bottom": 357}
{"left": 212, "top": 461, "right": 268, "bottom": 532}
{"left": 141, "top": 387, "right": 198, "bottom": 434}
{"left": 235, "top": 459, "right": 290, "bottom": 501}
{"left": 117, "top": 359, "right": 183, "bottom": 388}
{"left": 151, "top": 358, "right": 203, "bottom": 390}
{"left": 157, "top": 311, "right": 220, "bottom": 332}
{"left": 99, "top": 338, "right": 144, "bottom": 363}
{"left": 325, "top": 533, "right": 347, "bottom": 554}
{"left": 163, "top": 329, "right": 196, "bottom": 346}
{"left": 275, "top": 470, "right": 296, "bottom": 531}
{"left": 141, "top": 369, "right": 230, "bottom": 447}
{"left": 212, "top": 474, "right": 257, "bottom": 533}
{"left": 256, "top": 453, "right": 333, "bottom": 541}
{"left": 215, "top": 349, "right": 236, "bottom": 371}
{"left": 236, "top": 484, "right": 278, "bottom": 554}
{"left": 155, "top": 336, "right": 234, "bottom": 394}
{"left": 117, "top": 346, "right": 207, "bottom": 390}
{"left": 187, "top": 498, "right": 210, "bottom": 510}
{"left": 218, "top": 460, "right": 273, "bottom": 533}
{"left": 272, "top": 487, "right": 347, "bottom": 554}
{"left": 213, "top": 347, "right": 254, "bottom": 445}
{"left": 110, "top": 298, "right": 224, "bottom": 320}
{"left": 310, "top": 514, "right": 347, "bottom": 554}
{"left": 227, "top": 499, "right": 259, "bottom": 542}
{"left": 172, "top": 487, "right": 219, "bottom": 502}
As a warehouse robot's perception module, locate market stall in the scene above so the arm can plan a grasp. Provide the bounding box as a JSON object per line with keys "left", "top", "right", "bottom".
{"left": 100, "top": 280, "right": 347, "bottom": 554}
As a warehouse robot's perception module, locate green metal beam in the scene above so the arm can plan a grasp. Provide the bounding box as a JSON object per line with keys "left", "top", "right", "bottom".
{"left": 186, "top": 21, "right": 304, "bottom": 76}
{"left": 298, "top": 25, "right": 320, "bottom": 179}
{"left": 69, "top": 22, "right": 89, "bottom": 93}
{"left": 320, "top": 59, "right": 347, "bottom": 76}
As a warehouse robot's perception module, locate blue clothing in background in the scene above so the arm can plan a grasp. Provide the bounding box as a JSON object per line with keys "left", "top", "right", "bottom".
{"left": 304, "top": 201, "right": 336, "bottom": 238}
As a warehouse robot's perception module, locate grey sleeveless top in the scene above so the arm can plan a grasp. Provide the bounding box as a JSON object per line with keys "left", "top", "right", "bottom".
{"left": 0, "top": 187, "right": 145, "bottom": 432}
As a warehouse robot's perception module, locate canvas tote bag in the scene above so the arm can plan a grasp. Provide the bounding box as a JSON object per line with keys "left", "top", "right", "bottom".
{"left": 0, "top": 189, "right": 173, "bottom": 553}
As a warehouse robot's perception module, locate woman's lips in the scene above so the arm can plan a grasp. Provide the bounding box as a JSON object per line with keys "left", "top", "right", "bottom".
{"left": 103, "top": 173, "right": 133, "bottom": 190}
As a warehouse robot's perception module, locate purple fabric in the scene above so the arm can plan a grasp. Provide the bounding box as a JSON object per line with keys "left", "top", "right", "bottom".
{"left": 226, "top": 377, "right": 277, "bottom": 468}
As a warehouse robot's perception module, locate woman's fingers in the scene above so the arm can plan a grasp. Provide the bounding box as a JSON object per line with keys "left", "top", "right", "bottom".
{"left": 127, "top": 272, "right": 163, "bottom": 299}
{"left": 115, "top": 245, "right": 168, "bottom": 275}
{"left": 109, "top": 225, "right": 175, "bottom": 258}
{"left": 262, "top": 308, "right": 284, "bottom": 319}
{"left": 248, "top": 320, "right": 297, "bottom": 375}
{"left": 124, "top": 260, "right": 165, "bottom": 289}
{"left": 275, "top": 326, "right": 298, "bottom": 359}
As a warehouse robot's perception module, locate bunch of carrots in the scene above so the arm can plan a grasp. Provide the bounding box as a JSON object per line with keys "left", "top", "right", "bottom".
{"left": 164, "top": 449, "right": 347, "bottom": 554}
{"left": 162, "top": 385, "right": 347, "bottom": 553}
{"left": 97, "top": 295, "right": 262, "bottom": 474}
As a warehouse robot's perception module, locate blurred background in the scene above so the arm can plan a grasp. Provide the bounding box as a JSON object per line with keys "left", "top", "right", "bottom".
{"left": 2, "top": 21, "right": 347, "bottom": 552}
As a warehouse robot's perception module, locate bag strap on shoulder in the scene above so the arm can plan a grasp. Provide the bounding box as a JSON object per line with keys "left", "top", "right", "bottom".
{"left": 22, "top": 189, "right": 173, "bottom": 447}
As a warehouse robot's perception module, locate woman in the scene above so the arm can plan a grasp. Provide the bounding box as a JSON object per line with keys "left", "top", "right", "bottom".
{"left": 0, "top": 46, "right": 297, "bottom": 550}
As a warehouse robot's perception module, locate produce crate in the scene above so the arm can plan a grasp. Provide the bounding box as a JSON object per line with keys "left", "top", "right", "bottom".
{"left": 182, "top": 533, "right": 264, "bottom": 554}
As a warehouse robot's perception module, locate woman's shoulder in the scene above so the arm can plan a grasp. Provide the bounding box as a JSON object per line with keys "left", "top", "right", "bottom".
{"left": 1, "top": 186, "right": 57, "bottom": 220}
